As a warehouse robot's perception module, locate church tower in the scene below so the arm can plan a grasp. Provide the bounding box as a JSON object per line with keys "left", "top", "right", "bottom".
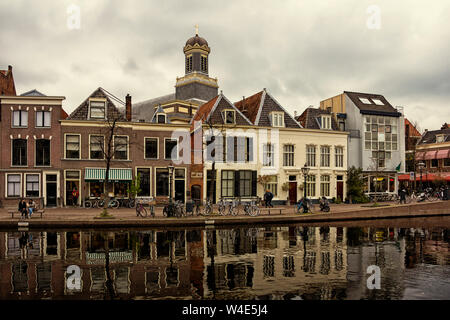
{"left": 175, "top": 26, "right": 219, "bottom": 102}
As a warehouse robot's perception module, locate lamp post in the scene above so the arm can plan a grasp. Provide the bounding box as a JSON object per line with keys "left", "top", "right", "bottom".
{"left": 168, "top": 165, "right": 174, "bottom": 203}
{"left": 417, "top": 162, "right": 425, "bottom": 192}
{"left": 301, "top": 163, "right": 310, "bottom": 213}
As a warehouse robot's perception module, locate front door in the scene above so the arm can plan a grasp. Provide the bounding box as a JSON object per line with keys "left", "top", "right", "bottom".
{"left": 46, "top": 175, "right": 57, "bottom": 207}
{"left": 289, "top": 182, "right": 297, "bottom": 205}
{"left": 66, "top": 181, "right": 79, "bottom": 206}
{"left": 337, "top": 181, "right": 344, "bottom": 201}
{"left": 174, "top": 180, "right": 185, "bottom": 203}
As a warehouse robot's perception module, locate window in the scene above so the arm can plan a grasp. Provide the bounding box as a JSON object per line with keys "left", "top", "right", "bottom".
{"left": 66, "top": 135, "right": 80, "bottom": 159}
{"left": 137, "top": 168, "right": 151, "bottom": 197}
{"left": 156, "top": 168, "right": 169, "bottom": 196}
{"left": 320, "top": 146, "right": 330, "bottom": 167}
{"left": 222, "top": 110, "right": 235, "bottom": 124}
{"left": 372, "top": 151, "right": 385, "bottom": 168}
{"left": 90, "top": 135, "right": 104, "bottom": 159}
{"left": 306, "top": 145, "right": 316, "bottom": 167}
{"left": 264, "top": 176, "right": 278, "bottom": 196}
{"left": 245, "top": 137, "right": 253, "bottom": 162}
{"left": 320, "top": 175, "right": 330, "bottom": 197}
{"left": 36, "top": 139, "right": 50, "bottom": 166}
{"left": 365, "top": 116, "right": 397, "bottom": 151}
{"left": 436, "top": 135, "right": 445, "bottom": 143}
{"left": 89, "top": 182, "right": 104, "bottom": 198}
{"left": 271, "top": 112, "right": 284, "bottom": 127}
{"left": 26, "top": 174, "right": 39, "bottom": 197}
{"left": 114, "top": 182, "right": 129, "bottom": 198}
{"left": 431, "top": 159, "right": 438, "bottom": 168}
{"left": 206, "top": 135, "right": 225, "bottom": 162}
{"left": 221, "top": 170, "right": 234, "bottom": 197}
{"left": 263, "top": 255, "right": 275, "bottom": 278}
{"left": 320, "top": 115, "right": 331, "bottom": 129}
{"left": 239, "top": 171, "right": 253, "bottom": 197}
{"left": 7, "top": 174, "right": 21, "bottom": 197}
{"left": 201, "top": 55, "right": 208, "bottom": 73}
{"left": 12, "top": 110, "right": 28, "bottom": 127}
{"left": 157, "top": 114, "right": 166, "bottom": 124}
{"left": 89, "top": 101, "right": 106, "bottom": 119}
{"left": 114, "top": 136, "right": 128, "bottom": 160}
{"left": 359, "top": 97, "right": 372, "bottom": 104}
{"left": 165, "top": 139, "right": 178, "bottom": 160}
{"left": 306, "top": 175, "right": 316, "bottom": 197}
{"left": 185, "top": 55, "right": 193, "bottom": 73}
{"left": 36, "top": 111, "right": 51, "bottom": 127}
{"left": 335, "top": 147, "right": 344, "bottom": 167}
{"left": 263, "top": 143, "right": 274, "bottom": 166}
{"left": 145, "top": 138, "right": 158, "bottom": 159}
{"left": 338, "top": 121, "right": 345, "bottom": 131}
{"left": 283, "top": 145, "right": 294, "bottom": 166}
{"left": 372, "top": 99, "right": 384, "bottom": 105}
{"left": 12, "top": 139, "right": 27, "bottom": 166}
{"left": 444, "top": 158, "right": 450, "bottom": 167}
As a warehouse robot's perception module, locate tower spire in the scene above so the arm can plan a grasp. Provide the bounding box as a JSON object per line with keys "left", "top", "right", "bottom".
{"left": 195, "top": 24, "right": 199, "bottom": 36}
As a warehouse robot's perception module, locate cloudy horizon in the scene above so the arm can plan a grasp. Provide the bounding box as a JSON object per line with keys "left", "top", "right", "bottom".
{"left": 1, "top": 0, "right": 449, "bottom": 131}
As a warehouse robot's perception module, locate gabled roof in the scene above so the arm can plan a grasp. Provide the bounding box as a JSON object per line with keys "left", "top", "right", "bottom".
{"left": 235, "top": 89, "right": 302, "bottom": 128}
{"left": 405, "top": 118, "right": 421, "bottom": 137}
{"left": 67, "top": 87, "right": 127, "bottom": 121}
{"left": 344, "top": 91, "right": 402, "bottom": 117}
{"left": 296, "top": 107, "right": 340, "bottom": 130}
{"left": 0, "top": 65, "right": 16, "bottom": 96}
{"left": 191, "top": 93, "right": 252, "bottom": 128}
{"left": 20, "top": 89, "right": 46, "bottom": 96}
{"left": 418, "top": 128, "right": 450, "bottom": 145}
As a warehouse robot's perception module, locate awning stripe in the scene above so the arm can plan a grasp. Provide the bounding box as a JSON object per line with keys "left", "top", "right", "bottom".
{"left": 436, "top": 149, "right": 450, "bottom": 159}
{"left": 85, "top": 168, "right": 132, "bottom": 181}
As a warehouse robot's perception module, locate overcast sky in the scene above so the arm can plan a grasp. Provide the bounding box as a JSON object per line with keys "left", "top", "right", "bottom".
{"left": 1, "top": 0, "right": 449, "bottom": 130}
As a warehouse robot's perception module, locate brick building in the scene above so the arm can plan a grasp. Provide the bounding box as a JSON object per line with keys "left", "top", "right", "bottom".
{"left": 0, "top": 87, "right": 66, "bottom": 207}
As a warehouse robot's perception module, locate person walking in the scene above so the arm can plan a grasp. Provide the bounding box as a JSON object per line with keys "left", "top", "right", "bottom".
{"left": 264, "top": 189, "right": 274, "bottom": 208}
{"left": 400, "top": 188, "right": 407, "bottom": 204}
{"left": 72, "top": 187, "right": 79, "bottom": 207}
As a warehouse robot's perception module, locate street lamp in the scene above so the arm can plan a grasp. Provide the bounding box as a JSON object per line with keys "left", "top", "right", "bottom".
{"left": 168, "top": 165, "right": 174, "bottom": 203}
{"left": 417, "top": 162, "right": 425, "bottom": 192}
{"left": 301, "top": 163, "right": 310, "bottom": 213}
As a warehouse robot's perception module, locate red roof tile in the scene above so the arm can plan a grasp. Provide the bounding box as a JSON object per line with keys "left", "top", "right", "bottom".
{"left": 234, "top": 91, "right": 264, "bottom": 124}
{"left": 192, "top": 95, "right": 219, "bottom": 123}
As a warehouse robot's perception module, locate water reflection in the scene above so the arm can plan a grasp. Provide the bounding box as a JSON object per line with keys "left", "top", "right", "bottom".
{"left": 0, "top": 226, "right": 448, "bottom": 300}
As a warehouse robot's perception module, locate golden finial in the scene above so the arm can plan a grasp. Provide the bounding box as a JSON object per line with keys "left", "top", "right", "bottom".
{"left": 195, "top": 24, "right": 199, "bottom": 35}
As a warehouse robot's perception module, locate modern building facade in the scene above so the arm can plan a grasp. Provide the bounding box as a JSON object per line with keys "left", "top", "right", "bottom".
{"left": 320, "top": 91, "right": 406, "bottom": 195}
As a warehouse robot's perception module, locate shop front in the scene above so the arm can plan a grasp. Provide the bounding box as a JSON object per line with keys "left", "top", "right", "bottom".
{"left": 363, "top": 172, "right": 397, "bottom": 194}
{"left": 84, "top": 168, "right": 133, "bottom": 200}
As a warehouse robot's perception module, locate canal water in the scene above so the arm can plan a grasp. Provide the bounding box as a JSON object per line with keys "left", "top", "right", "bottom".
{"left": 0, "top": 222, "right": 449, "bottom": 300}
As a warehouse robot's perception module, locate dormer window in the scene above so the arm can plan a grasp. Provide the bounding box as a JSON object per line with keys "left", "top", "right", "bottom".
{"left": 222, "top": 110, "right": 235, "bottom": 124}
{"left": 359, "top": 98, "right": 372, "bottom": 104}
{"left": 157, "top": 113, "right": 166, "bottom": 124}
{"left": 436, "top": 134, "right": 445, "bottom": 143}
{"left": 320, "top": 115, "right": 332, "bottom": 129}
{"left": 89, "top": 100, "right": 106, "bottom": 119}
{"left": 271, "top": 112, "right": 284, "bottom": 127}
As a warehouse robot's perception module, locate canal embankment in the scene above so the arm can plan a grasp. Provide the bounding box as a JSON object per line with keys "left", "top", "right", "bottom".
{"left": 0, "top": 200, "right": 449, "bottom": 229}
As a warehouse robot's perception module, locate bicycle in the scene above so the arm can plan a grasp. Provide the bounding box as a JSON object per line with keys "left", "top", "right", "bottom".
{"left": 242, "top": 199, "right": 260, "bottom": 217}
{"left": 294, "top": 198, "right": 315, "bottom": 214}
{"left": 136, "top": 200, "right": 148, "bottom": 217}
{"left": 200, "top": 199, "right": 213, "bottom": 216}
{"left": 218, "top": 198, "right": 239, "bottom": 216}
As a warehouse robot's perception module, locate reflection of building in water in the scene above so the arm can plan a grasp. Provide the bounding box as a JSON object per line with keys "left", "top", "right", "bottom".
{"left": 0, "top": 230, "right": 204, "bottom": 299}
{"left": 202, "top": 227, "right": 348, "bottom": 299}
{"left": 346, "top": 227, "right": 407, "bottom": 299}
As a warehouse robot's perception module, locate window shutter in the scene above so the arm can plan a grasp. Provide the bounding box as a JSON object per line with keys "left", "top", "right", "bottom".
{"left": 247, "top": 138, "right": 253, "bottom": 162}
{"left": 234, "top": 171, "right": 240, "bottom": 198}
{"left": 227, "top": 136, "right": 234, "bottom": 162}
{"left": 251, "top": 171, "right": 257, "bottom": 196}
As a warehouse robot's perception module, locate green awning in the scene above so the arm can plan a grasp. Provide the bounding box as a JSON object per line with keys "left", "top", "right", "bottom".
{"left": 85, "top": 168, "right": 132, "bottom": 181}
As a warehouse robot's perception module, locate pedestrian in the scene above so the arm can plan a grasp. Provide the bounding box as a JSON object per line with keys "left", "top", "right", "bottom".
{"left": 18, "top": 199, "right": 28, "bottom": 219}
{"left": 264, "top": 189, "right": 274, "bottom": 208}
{"left": 400, "top": 188, "right": 407, "bottom": 204}
{"left": 28, "top": 199, "right": 35, "bottom": 218}
{"left": 72, "top": 187, "right": 79, "bottom": 207}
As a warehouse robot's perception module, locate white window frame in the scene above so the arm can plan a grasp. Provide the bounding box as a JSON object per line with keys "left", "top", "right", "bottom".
{"left": 6, "top": 173, "right": 22, "bottom": 198}
{"left": 64, "top": 133, "right": 81, "bottom": 160}
{"left": 263, "top": 143, "right": 274, "bottom": 167}
{"left": 283, "top": 144, "right": 295, "bottom": 167}
{"left": 144, "top": 137, "right": 159, "bottom": 160}
{"left": 335, "top": 146, "right": 344, "bottom": 167}
{"left": 88, "top": 99, "right": 106, "bottom": 120}
{"left": 271, "top": 112, "right": 284, "bottom": 127}
{"left": 113, "top": 135, "right": 129, "bottom": 160}
{"left": 24, "top": 173, "right": 41, "bottom": 198}
{"left": 164, "top": 138, "right": 179, "bottom": 160}
{"left": 89, "top": 134, "right": 105, "bottom": 160}
{"left": 320, "top": 175, "right": 330, "bottom": 197}
{"left": 156, "top": 113, "right": 166, "bottom": 124}
{"left": 35, "top": 111, "right": 51, "bottom": 128}
{"left": 12, "top": 110, "right": 28, "bottom": 128}
{"left": 222, "top": 109, "right": 236, "bottom": 124}
{"left": 11, "top": 138, "right": 28, "bottom": 167}
{"left": 264, "top": 175, "right": 278, "bottom": 197}
{"left": 320, "top": 146, "right": 330, "bottom": 167}
{"left": 320, "top": 115, "right": 331, "bottom": 129}
{"left": 306, "top": 145, "right": 316, "bottom": 167}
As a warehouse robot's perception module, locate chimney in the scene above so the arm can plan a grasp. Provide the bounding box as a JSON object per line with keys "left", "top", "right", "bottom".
{"left": 241, "top": 96, "right": 249, "bottom": 118}
{"left": 125, "top": 94, "right": 132, "bottom": 121}
{"left": 8, "top": 65, "right": 12, "bottom": 72}
{"left": 294, "top": 111, "right": 297, "bottom": 118}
